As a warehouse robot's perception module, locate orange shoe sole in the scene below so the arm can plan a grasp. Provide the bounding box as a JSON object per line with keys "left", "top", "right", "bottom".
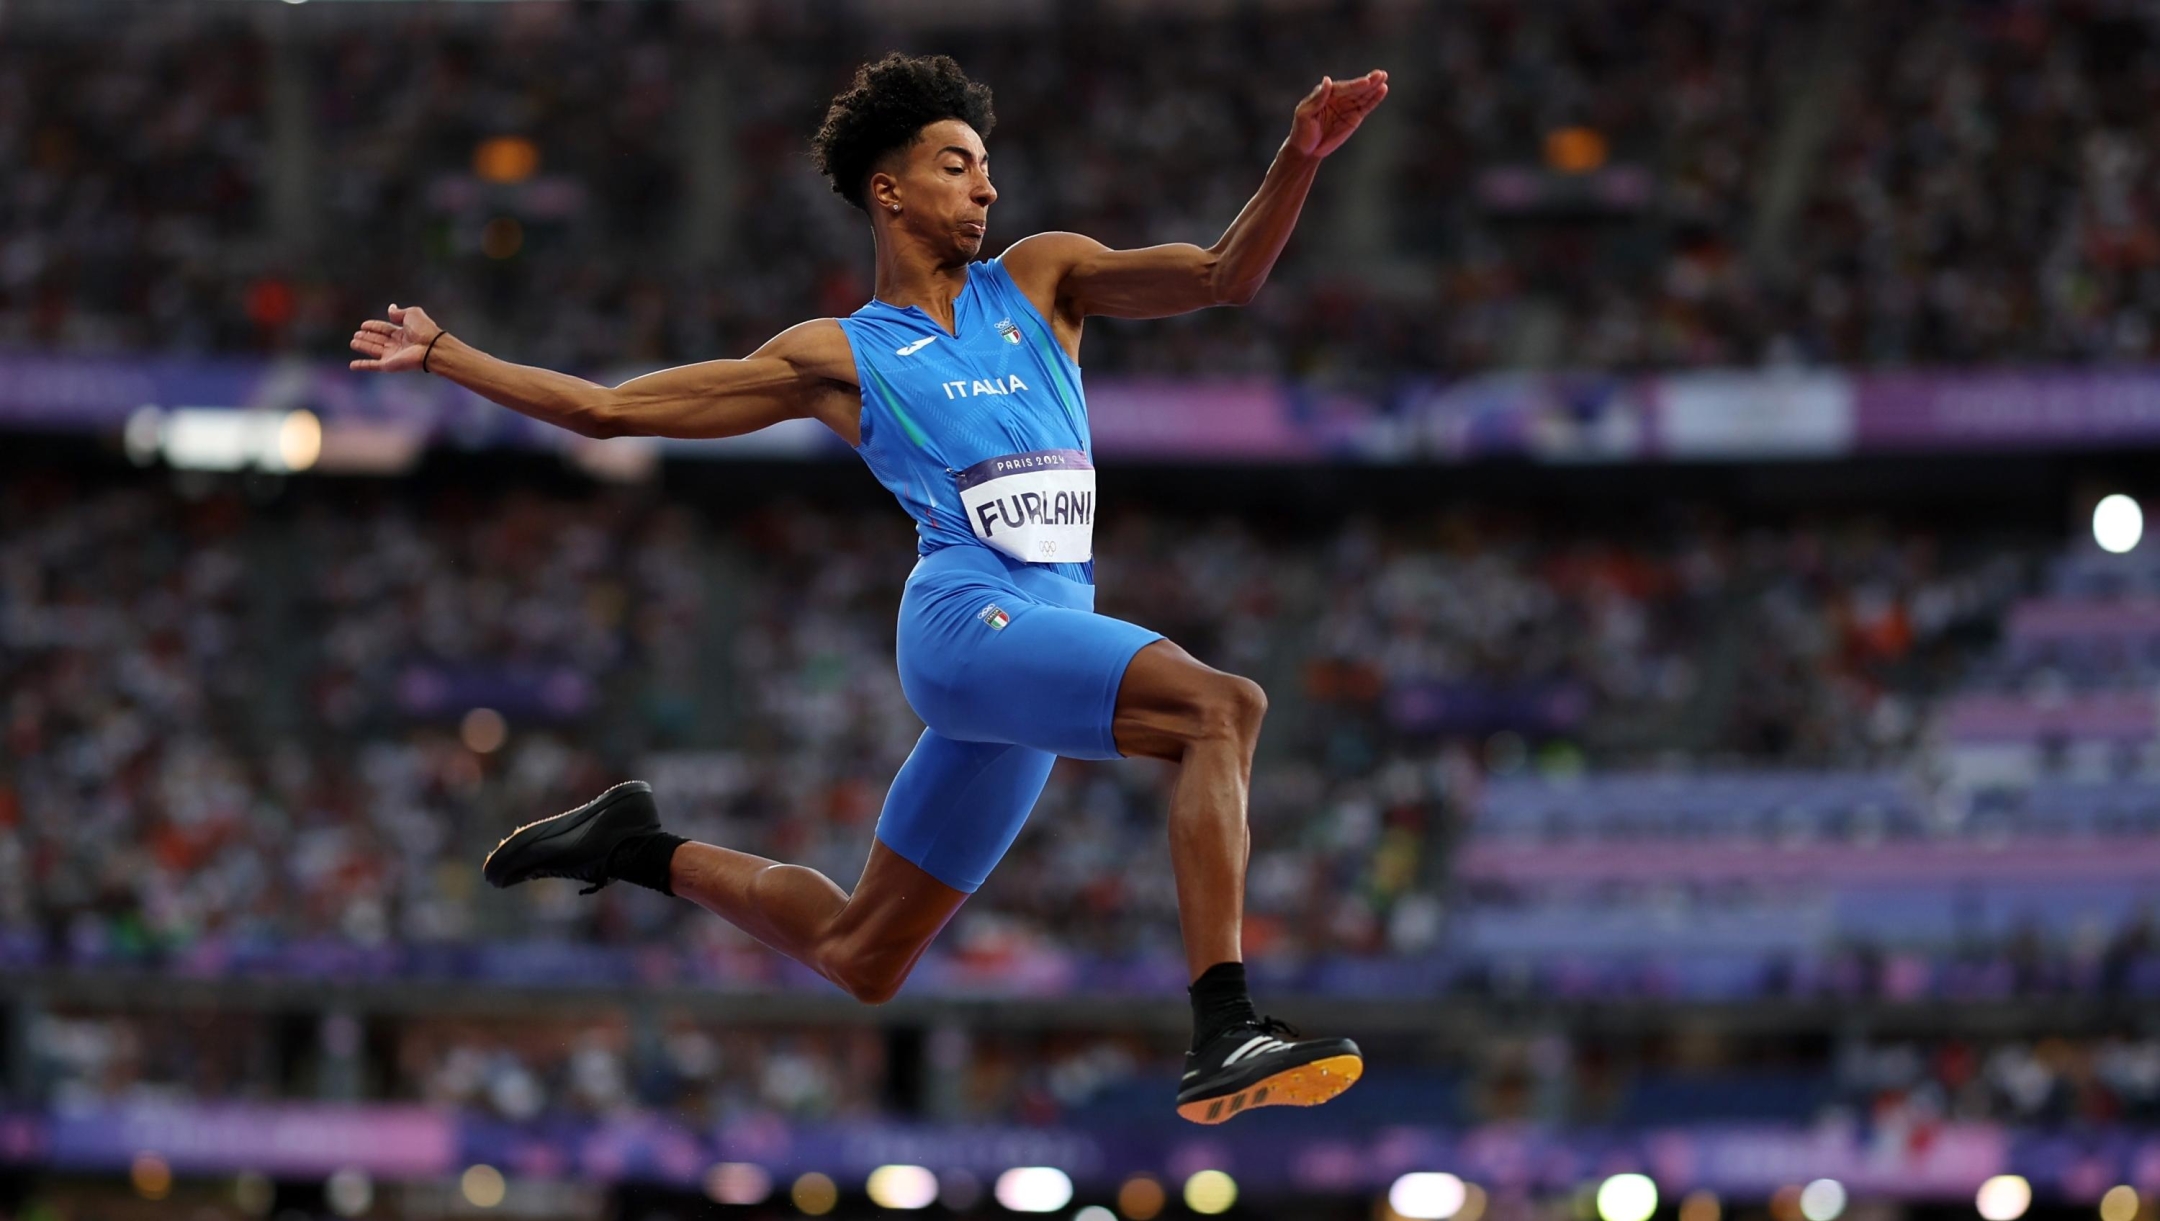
{"left": 1176, "top": 1053, "right": 1364, "bottom": 1124}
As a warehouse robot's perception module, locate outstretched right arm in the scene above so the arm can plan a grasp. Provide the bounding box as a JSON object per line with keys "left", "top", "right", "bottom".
{"left": 349, "top": 305, "right": 862, "bottom": 443}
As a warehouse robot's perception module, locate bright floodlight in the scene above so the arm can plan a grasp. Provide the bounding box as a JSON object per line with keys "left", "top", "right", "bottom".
{"left": 994, "top": 1167, "right": 1073, "bottom": 1213}
{"left": 1184, "top": 1170, "right": 1238, "bottom": 1215}
{"left": 1391, "top": 1173, "right": 1469, "bottom": 1219}
{"left": 2101, "top": 1186, "right": 2141, "bottom": 1221}
{"left": 460, "top": 1164, "right": 506, "bottom": 1209}
{"left": 1075, "top": 1208, "right": 1117, "bottom": 1221}
{"left": 866, "top": 1165, "right": 938, "bottom": 1210}
{"left": 280, "top": 410, "right": 322, "bottom": 471}
{"left": 1799, "top": 1178, "right": 1846, "bottom": 1221}
{"left": 2096, "top": 495, "right": 2144, "bottom": 554}
{"left": 1597, "top": 1174, "right": 1659, "bottom": 1221}
{"left": 1977, "top": 1175, "right": 2033, "bottom": 1221}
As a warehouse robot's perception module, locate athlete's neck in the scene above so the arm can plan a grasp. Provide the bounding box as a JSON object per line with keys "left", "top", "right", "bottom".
{"left": 869, "top": 224, "right": 972, "bottom": 335}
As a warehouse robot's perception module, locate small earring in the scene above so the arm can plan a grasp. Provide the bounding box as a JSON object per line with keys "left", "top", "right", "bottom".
{"left": 889, "top": 204, "right": 900, "bottom": 213}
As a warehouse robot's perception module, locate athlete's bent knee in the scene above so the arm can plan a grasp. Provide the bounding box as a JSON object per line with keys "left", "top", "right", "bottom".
{"left": 839, "top": 968, "right": 906, "bottom": 1006}
{"left": 1189, "top": 672, "right": 1268, "bottom": 748}
{"left": 819, "top": 941, "right": 913, "bottom": 1005}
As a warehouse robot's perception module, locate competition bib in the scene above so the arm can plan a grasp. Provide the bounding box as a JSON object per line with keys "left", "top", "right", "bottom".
{"left": 955, "top": 448, "right": 1096, "bottom": 564}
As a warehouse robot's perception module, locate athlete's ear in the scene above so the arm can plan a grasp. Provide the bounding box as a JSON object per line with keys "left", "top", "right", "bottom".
{"left": 869, "top": 172, "right": 902, "bottom": 216}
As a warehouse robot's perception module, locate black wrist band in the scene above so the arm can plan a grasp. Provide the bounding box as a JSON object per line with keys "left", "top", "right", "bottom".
{"left": 421, "top": 331, "right": 447, "bottom": 373}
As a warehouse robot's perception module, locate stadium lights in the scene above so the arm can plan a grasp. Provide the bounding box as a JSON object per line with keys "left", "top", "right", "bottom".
{"left": 994, "top": 1167, "right": 1073, "bottom": 1213}
{"left": 125, "top": 406, "right": 322, "bottom": 473}
{"left": 1679, "top": 1190, "right": 1723, "bottom": 1221}
{"left": 1075, "top": 1208, "right": 1117, "bottom": 1221}
{"left": 790, "top": 1172, "right": 838, "bottom": 1216}
{"left": 325, "top": 1168, "right": 372, "bottom": 1218}
{"left": 704, "top": 1162, "right": 770, "bottom": 1206}
{"left": 1117, "top": 1173, "right": 1167, "bottom": 1220}
{"left": 461, "top": 1164, "right": 506, "bottom": 1209}
{"left": 2102, "top": 1186, "right": 2142, "bottom": 1221}
{"left": 1390, "top": 1173, "right": 1469, "bottom": 1219}
{"left": 1977, "top": 1175, "right": 2032, "bottom": 1221}
{"left": 1798, "top": 1178, "right": 1846, "bottom": 1221}
{"left": 1597, "top": 1174, "right": 1659, "bottom": 1221}
{"left": 2096, "top": 494, "right": 2145, "bottom": 553}
{"left": 866, "top": 1165, "right": 938, "bottom": 1210}
{"left": 1183, "top": 1170, "right": 1238, "bottom": 1216}
{"left": 130, "top": 1153, "right": 172, "bottom": 1201}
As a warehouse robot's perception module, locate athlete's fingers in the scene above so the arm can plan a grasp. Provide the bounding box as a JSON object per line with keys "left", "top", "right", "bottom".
{"left": 350, "top": 358, "right": 379, "bottom": 370}
{"left": 1332, "top": 76, "right": 1384, "bottom": 107}
{"left": 360, "top": 319, "right": 397, "bottom": 336}
{"left": 387, "top": 303, "right": 406, "bottom": 322}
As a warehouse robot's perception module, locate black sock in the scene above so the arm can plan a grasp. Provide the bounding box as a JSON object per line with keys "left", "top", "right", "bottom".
{"left": 606, "top": 831, "right": 688, "bottom": 897}
{"left": 1188, "top": 961, "right": 1260, "bottom": 1051}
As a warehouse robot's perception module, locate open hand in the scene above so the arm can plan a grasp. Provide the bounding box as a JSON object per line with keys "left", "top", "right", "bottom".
{"left": 349, "top": 304, "right": 444, "bottom": 373}
{"left": 1287, "top": 70, "right": 1390, "bottom": 160}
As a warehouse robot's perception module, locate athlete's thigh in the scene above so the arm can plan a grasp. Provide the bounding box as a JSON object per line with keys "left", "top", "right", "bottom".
{"left": 873, "top": 727, "right": 1061, "bottom": 893}
{"left": 900, "top": 588, "right": 1162, "bottom": 760}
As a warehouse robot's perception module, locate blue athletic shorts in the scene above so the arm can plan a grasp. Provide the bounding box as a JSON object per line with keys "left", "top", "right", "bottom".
{"left": 876, "top": 545, "right": 1162, "bottom": 892}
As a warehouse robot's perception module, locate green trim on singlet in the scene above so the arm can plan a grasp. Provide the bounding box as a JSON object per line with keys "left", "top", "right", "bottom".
{"left": 1021, "top": 324, "right": 1088, "bottom": 435}
{"left": 862, "top": 361, "right": 931, "bottom": 448}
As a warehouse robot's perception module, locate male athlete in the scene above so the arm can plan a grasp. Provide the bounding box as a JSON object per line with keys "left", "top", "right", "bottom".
{"left": 350, "top": 54, "right": 1388, "bottom": 1123}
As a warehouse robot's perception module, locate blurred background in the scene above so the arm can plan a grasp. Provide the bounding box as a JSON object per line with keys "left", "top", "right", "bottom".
{"left": 6, "top": 0, "right": 2160, "bottom": 1218}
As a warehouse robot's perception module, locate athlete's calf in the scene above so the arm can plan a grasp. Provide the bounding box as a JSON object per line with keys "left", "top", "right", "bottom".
{"left": 1109, "top": 640, "right": 1268, "bottom": 979}
{"left": 672, "top": 841, "right": 967, "bottom": 1005}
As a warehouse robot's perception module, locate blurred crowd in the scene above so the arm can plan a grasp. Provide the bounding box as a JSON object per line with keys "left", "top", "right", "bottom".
{"left": 2, "top": 475, "right": 694, "bottom": 963}
{"left": 1785, "top": 3, "right": 2160, "bottom": 367}
{"left": 38, "top": 999, "right": 2160, "bottom": 1132}
{"left": 0, "top": 12, "right": 268, "bottom": 355}
{"left": 1835, "top": 1033, "right": 2160, "bottom": 1126}
{"left": 24, "top": 1005, "right": 1186, "bottom": 1126}
{"left": 0, "top": 468, "right": 2080, "bottom": 988}
{"left": 8, "top": 1, "right": 2160, "bottom": 377}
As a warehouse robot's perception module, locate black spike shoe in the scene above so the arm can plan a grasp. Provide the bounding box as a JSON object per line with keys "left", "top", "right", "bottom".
{"left": 1175, "top": 1016, "right": 1363, "bottom": 1124}
{"left": 482, "top": 781, "right": 660, "bottom": 894}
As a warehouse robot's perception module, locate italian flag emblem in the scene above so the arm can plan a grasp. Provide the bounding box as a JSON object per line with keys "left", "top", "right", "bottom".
{"left": 978, "top": 604, "right": 1010, "bottom": 630}
{"left": 995, "top": 319, "right": 1022, "bottom": 345}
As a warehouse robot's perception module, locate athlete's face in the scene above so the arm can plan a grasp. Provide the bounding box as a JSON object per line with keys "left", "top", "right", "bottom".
{"left": 874, "top": 119, "right": 996, "bottom": 258}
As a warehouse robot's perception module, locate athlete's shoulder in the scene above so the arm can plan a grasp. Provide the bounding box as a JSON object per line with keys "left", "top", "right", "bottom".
{"left": 751, "top": 317, "right": 858, "bottom": 387}
{"left": 998, "top": 231, "right": 1108, "bottom": 290}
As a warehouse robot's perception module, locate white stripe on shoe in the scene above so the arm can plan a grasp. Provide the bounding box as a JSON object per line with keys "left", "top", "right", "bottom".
{"left": 1222, "top": 1036, "right": 1289, "bottom": 1066}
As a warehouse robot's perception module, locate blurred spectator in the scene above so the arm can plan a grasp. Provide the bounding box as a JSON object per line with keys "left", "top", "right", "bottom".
{"left": 0, "top": 466, "right": 2093, "bottom": 993}
{"left": 13, "top": 1, "right": 2160, "bottom": 376}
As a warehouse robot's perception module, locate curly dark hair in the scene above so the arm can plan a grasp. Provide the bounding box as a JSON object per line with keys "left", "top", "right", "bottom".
{"left": 811, "top": 53, "right": 996, "bottom": 211}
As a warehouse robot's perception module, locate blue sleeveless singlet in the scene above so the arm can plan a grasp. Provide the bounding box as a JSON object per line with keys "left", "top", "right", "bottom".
{"left": 838, "top": 257, "right": 1096, "bottom": 584}
{"left": 832, "top": 256, "right": 1161, "bottom": 894}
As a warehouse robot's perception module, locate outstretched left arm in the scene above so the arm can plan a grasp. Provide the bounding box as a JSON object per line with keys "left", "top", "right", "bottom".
{"left": 1004, "top": 70, "right": 1388, "bottom": 326}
